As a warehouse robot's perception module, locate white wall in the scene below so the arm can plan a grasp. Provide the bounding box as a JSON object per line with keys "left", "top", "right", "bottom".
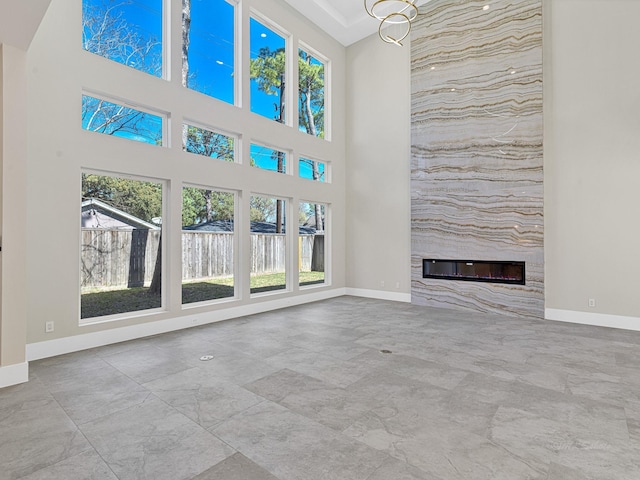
{"left": 24, "top": 0, "right": 347, "bottom": 352}
{"left": 0, "top": 44, "right": 29, "bottom": 386}
{"left": 544, "top": 0, "right": 640, "bottom": 327}
{"left": 345, "top": 33, "right": 411, "bottom": 301}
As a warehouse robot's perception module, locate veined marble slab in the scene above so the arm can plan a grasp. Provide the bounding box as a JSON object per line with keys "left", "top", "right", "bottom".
{"left": 411, "top": 0, "right": 543, "bottom": 318}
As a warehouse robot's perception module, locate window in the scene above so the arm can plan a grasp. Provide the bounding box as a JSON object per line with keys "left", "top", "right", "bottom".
{"left": 250, "top": 195, "right": 287, "bottom": 294}
{"left": 298, "top": 48, "right": 325, "bottom": 138}
{"left": 183, "top": 124, "right": 236, "bottom": 161}
{"left": 299, "top": 202, "right": 326, "bottom": 287}
{"left": 250, "top": 16, "right": 286, "bottom": 123}
{"left": 182, "top": 186, "right": 235, "bottom": 304}
{"left": 299, "top": 157, "right": 326, "bottom": 182}
{"left": 82, "top": 94, "right": 165, "bottom": 145}
{"left": 250, "top": 143, "right": 287, "bottom": 174}
{"left": 82, "top": 0, "right": 163, "bottom": 77}
{"left": 81, "top": 173, "right": 164, "bottom": 320}
{"left": 182, "top": 0, "right": 235, "bottom": 104}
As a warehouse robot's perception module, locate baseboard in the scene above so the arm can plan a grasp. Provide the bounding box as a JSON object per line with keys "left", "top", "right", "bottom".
{"left": 545, "top": 308, "right": 640, "bottom": 332}
{"left": 344, "top": 287, "right": 411, "bottom": 303}
{"left": 27, "top": 288, "right": 346, "bottom": 361}
{"left": 0, "top": 362, "right": 29, "bottom": 388}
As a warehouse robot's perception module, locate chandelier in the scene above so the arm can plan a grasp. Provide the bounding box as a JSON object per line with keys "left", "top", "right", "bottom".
{"left": 364, "top": 0, "right": 419, "bottom": 46}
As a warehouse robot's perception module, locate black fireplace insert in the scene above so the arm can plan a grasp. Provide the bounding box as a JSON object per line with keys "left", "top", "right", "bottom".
{"left": 422, "top": 259, "right": 525, "bottom": 285}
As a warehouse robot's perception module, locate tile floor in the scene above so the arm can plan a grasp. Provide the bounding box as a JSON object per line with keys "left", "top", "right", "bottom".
{"left": 1, "top": 296, "right": 639, "bottom": 479}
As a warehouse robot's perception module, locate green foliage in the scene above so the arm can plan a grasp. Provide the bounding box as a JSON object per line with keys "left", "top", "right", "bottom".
{"left": 184, "top": 125, "right": 234, "bottom": 160}
{"left": 181, "top": 188, "right": 234, "bottom": 227}
{"left": 249, "top": 47, "right": 325, "bottom": 137}
{"left": 250, "top": 196, "right": 276, "bottom": 223}
{"left": 298, "top": 50, "right": 325, "bottom": 137}
{"left": 82, "top": 174, "right": 162, "bottom": 223}
{"left": 250, "top": 47, "right": 286, "bottom": 97}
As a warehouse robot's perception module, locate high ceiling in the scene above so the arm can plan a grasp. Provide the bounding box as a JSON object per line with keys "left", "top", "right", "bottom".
{"left": 0, "top": 0, "right": 51, "bottom": 50}
{"left": 283, "top": 0, "right": 431, "bottom": 46}
{"left": 0, "top": 1, "right": 428, "bottom": 51}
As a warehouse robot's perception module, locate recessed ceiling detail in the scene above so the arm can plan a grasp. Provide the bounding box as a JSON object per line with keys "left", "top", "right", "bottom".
{"left": 282, "top": 0, "right": 431, "bottom": 46}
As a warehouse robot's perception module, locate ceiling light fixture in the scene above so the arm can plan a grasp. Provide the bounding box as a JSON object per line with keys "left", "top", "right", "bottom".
{"left": 364, "top": 0, "right": 419, "bottom": 46}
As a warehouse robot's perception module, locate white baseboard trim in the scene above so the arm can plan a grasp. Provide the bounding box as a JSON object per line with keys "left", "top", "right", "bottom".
{"left": 0, "top": 362, "right": 29, "bottom": 388}
{"left": 345, "top": 288, "right": 411, "bottom": 303}
{"left": 27, "top": 288, "right": 346, "bottom": 361}
{"left": 545, "top": 308, "right": 640, "bottom": 332}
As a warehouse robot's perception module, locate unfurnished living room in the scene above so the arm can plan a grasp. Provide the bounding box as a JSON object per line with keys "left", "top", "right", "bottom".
{"left": 1, "top": 0, "right": 639, "bottom": 479}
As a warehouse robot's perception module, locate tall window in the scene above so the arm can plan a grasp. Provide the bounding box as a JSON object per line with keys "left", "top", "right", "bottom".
{"left": 181, "top": 0, "right": 235, "bottom": 104}
{"left": 250, "top": 17, "right": 286, "bottom": 123}
{"left": 82, "top": 94, "right": 165, "bottom": 145}
{"left": 81, "top": 173, "right": 164, "bottom": 320}
{"left": 250, "top": 195, "right": 286, "bottom": 294}
{"left": 182, "top": 186, "right": 235, "bottom": 304}
{"left": 298, "top": 49, "right": 325, "bottom": 138}
{"left": 183, "top": 123, "right": 236, "bottom": 161}
{"left": 250, "top": 143, "right": 286, "bottom": 174}
{"left": 82, "top": 0, "right": 163, "bottom": 77}
{"left": 299, "top": 202, "right": 326, "bottom": 287}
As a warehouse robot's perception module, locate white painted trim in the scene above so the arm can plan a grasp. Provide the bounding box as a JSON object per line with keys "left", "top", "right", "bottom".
{"left": 0, "top": 362, "right": 29, "bottom": 388}
{"left": 545, "top": 308, "right": 640, "bottom": 332}
{"left": 27, "top": 288, "right": 346, "bottom": 361}
{"left": 345, "top": 288, "right": 411, "bottom": 303}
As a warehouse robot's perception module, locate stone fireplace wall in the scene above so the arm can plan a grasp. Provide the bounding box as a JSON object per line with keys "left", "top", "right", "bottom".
{"left": 410, "top": 0, "right": 543, "bottom": 317}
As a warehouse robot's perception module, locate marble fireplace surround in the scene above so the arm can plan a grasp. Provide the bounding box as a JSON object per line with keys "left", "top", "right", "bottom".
{"left": 410, "top": 0, "right": 543, "bottom": 318}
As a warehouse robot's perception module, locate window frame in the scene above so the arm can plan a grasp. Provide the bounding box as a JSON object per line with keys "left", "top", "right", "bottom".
{"left": 181, "top": 183, "right": 239, "bottom": 307}
{"left": 79, "top": 169, "right": 168, "bottom": 325}
{"left": 82, "top": 91, "right": 170, "bottom": 147}
{"left": 248, "top": 10, "right": 292, "bottom": 126}
{"left": 297, "top": 42, "right": 328, "bottom": 140}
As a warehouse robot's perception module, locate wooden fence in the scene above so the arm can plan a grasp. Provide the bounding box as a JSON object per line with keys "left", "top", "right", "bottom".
{"left": 81, "top": 229, "right": 321, "bottom": 290}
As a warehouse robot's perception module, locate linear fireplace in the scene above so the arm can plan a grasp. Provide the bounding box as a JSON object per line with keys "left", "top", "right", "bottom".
{"left": 422, "top": 259, "right": 525, "bottom": 285}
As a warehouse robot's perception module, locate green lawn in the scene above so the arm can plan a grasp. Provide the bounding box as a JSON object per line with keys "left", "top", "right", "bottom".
{"left": 81, "top": 271, "right": 325, "bottom": 319}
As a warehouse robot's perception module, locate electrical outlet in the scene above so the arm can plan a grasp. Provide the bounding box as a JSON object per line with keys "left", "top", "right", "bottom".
{"left": 396, "top": 282, "right": 400, "bottom": 289}
{"left": 380, "top": 280, "right": 385, "bottom": 287}
{"left": 45, "top": 321, "right": 54, "bottom": 333}
{"left": 588, "top": 299, "right": 596, "bottom": 308}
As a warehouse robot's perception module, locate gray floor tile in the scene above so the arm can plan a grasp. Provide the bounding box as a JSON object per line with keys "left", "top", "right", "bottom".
{"left": 192, "top": 452, "right": 280, "bottom": 480}
{"left": 100, "top": 345, "right": 193, "bottom": 384}
{"left": 80, "top": 395, "right": 234, "bottom": 480}
{"left": 213, "top": 401, "right": 387, "bottom": 480}
{"left": 143, "top": 367, "right": 264, "bottom": 429}
{"left": 245, "top": 368, "right": 371, "bottom": 431}
{"left": 0, "top": 380, "right": 92, "bottom": 479}
{"left": 16, "top": 449, "right": 118, "bottom": 480}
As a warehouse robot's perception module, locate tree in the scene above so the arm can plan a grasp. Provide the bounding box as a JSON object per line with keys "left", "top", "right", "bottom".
{"left": 251, "top": 48, "right": 326, "bottom": 231}
{"left": 250, "top": 47, "right": 288, "bottom": 232}
{"left": 298, "top": 50, "right": 325, "bottom": 138}
{"left": 82, "top": 0, "right": 162, "bottom": 76}
{"left": 182, "top": 0, "right": 191, "bottom": 88}
{"left": 82, "top": 174, "right": 162, "bottom": 222}
{"left": 182, "top": 188, "right": 234, "bottom": 227}
{"left": 250, "top": 196, "right": 277, "bottom": 224}
{"left": 82, "top": 1, "right": 163, "bottom": 142}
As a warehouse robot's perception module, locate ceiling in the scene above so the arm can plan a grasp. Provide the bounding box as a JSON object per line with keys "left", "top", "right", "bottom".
{"left": 0, "top": 1, "right": 424, "bottom": 52}
{"left": 282, "top": 0, "right": 431, "bottom": 46}
{"left": 0, "top": 0, "right": 51, "bottom": 51}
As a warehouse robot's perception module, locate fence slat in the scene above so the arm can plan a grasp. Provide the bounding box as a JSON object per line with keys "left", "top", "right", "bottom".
{"left": 81, "top": 230, "right": 319, "bottom": 290}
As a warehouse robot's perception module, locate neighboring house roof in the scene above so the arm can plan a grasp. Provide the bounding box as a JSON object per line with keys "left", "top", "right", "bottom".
{"left": 81, "top": 198, "right": 160, "bottom": 230}
{"left": 183, "top": 220, "right": 316, "bottom": 234}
